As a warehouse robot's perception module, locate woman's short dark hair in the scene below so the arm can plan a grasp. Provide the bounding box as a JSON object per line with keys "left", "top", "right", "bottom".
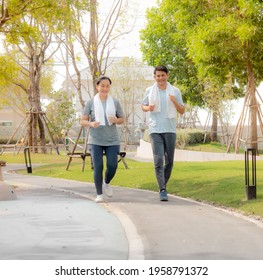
{"left": 154, "top": 65, "right": 169, "bottom": 74}
{"left": 96, "top": 76, "right": 112, "bottom": 85}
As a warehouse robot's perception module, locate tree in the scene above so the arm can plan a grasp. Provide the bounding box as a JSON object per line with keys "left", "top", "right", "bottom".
{"left": 184, "top": 0, "right": 263, "bottom": 151}
{"left": 201, "top": 75, "right": 236, "bottom": 142}
{"left": 0, "top": 52, "right": 54, "bottom": 114}
{"left": 0, "top": 0, "right": 64, "bottom": 32}
{"left": 45, "top": 90, "right": 77, "bottom": 143}
{"left": 0, "top": 1, "right": 77, "bottom": 152}
{"left": 109, "top": 57, "right": 151, "bottom": 124}
{"left": 140, "top": 0, "right": 263, "bottom": 150}
{"left": 1, "top": 0, "right": 38, "bottom": 29}
{"left": 108, "top": 57, "right": 153, "bottom": 146}
{"left": 140, "top": 1, "right": 203, "bottom": 106}
{"left": 140, "top": 0, "right": 223, "bottom": 140}
{"left": 3, "top": 23, "right": 60, "bottom": 152}
{"left": 0, "top": 55, "right": 20, "bottom": 88}
{"left": 73, "top": 0, "right": 136, "bottom": 97}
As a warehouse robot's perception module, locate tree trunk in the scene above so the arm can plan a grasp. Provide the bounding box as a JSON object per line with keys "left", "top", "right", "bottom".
{"left": 211, "top": 111, "right": 218, "bottom": 142}
{"left": 27, "top": 44, "right": 46, "bottom": 153}
{"left": 88, "top": 0, "right": 100, "bottom": 95}
{"left": 68, "top": 27, "right": 86, "bottom": 108}
{"left": 38, "top": 113, "right": 46, "bottom": 153}
{"left": 247, "top": 60, "right": 258, "bottom": 150}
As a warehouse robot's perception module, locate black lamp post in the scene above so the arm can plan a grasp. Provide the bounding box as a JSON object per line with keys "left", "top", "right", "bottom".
{"left": 245, "top": 148, "right": 257, "bottom": 200}
{"left": 24, "top": 147, "right": 32, "bottom": 173}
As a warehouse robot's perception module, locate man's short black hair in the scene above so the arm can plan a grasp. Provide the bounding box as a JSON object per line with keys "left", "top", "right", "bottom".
{"left": 154, "top": 65, "right": 169, "bottom": 74}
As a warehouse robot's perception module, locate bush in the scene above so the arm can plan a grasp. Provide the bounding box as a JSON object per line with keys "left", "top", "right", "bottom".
{"left": 142, "top": 128, "right": 210, "bottom": 149}
{"left": 142, "top": 129, "right": 150, "bottom": 142}
{"left": 0, "top": 138, "right": 17, "bottom": 144}
{"left": 176, "top": 129, "right": 210, "bottom": 149}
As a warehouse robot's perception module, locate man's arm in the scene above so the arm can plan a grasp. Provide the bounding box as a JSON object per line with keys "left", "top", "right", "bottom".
{"left": 169, "top": 95, "right": 185, "bottom": 114}
{"left": 141, "top": 104, "right": 155, "bottom": 112}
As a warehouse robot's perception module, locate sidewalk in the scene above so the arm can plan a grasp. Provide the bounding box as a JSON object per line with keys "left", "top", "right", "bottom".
{"left": 1, "top": 165, "right": 129, "bottom": 260}
{"left": 136, "top": 139, "right": 263, "bottom": 161}
{"left": 1, "top": 164, "right": 263, "bottom": 260}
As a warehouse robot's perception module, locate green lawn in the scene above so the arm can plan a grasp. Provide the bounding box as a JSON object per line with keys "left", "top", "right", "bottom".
{"left": 1, "top": 151, "right": 262, "bottom": 219}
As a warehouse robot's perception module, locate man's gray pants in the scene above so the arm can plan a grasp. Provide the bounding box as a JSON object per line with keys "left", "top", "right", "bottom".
{"left": 150, "top": 133, "right": 176, "bottom": 191}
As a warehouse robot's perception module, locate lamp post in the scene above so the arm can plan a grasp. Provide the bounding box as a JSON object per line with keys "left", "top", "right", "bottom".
{"left": 245, "top": 148, "right": 257, "bottom": 200}
{"left": 24, "top": 148, "right": 32, "bottom": 173}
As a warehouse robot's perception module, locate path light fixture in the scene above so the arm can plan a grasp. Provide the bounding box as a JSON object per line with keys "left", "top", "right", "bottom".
{"left": 24, "top": 147, "right": 32, "bottom": 173}
{"left": 245, "top": 148, "right": 257, "bottom": 200}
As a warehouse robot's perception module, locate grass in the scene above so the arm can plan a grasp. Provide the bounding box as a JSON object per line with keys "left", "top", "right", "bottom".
{"left": 1, "top": 148, "right": 263, "bottom": 220}
{"left": 184, "top": 142, "right": 244, "bottom": 153}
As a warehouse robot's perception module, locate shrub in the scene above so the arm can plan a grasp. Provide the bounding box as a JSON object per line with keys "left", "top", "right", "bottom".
{"left": 142, "top": 128, "right": 210, "bottom": 149}
{"left": 0, "top": 138, "right": 17, "bottom": 144}
{"left": 176, "top": 129, "right": 210, "bottom": 148}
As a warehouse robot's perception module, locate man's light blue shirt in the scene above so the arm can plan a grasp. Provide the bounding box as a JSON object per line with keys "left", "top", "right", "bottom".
{"left": 142, "top": 85, "right": 184, "bottom": 134}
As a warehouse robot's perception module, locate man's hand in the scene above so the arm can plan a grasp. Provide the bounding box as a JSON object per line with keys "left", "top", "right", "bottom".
{"left": 148, "top": 104, "right": 155, "bottom": 111}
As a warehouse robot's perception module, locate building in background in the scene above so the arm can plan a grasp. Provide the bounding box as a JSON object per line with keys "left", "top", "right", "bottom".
{"left": 60, "top": 57, "right": 154, "bottom": 145}
{"left": 0, "top": 106, "right": 23, "bottom": 143}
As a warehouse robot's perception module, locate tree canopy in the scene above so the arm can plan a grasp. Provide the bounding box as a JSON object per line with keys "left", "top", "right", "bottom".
{"left": 140, "top": 0, "right": 263, "bottom": 149}
{"left": 140, "top": 0, "right": 263, "bottom": 101}
{"left": 140, "top": 1, "right": 203, "bottom": 106}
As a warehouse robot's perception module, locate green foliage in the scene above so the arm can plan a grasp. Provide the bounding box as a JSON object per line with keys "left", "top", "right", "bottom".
{"left": 0, "top": 138, "right": 16, "bottom": 144}
{"left": 45, "top": 90, "right": 77, "bottom": 143}
{"left": 0, "top": 51, "right": 56, "bottom": 114}
{"left": 185, "top": 0, "right": 263, "bottom": 86}
{"left": 0, "top": 55, "right": 20, "bottom": 86}
{"left": 184, "top": 142, "right": 239, "bottom": 153}
{"left": 140, "top": 0, "right": 263, "bottom": 108}
{"left": 143, "top": 128, "right": 209, "bottom": 149}
{"left": 1, "top": 1, "right": 83, "bottom": 35}
{"left": 140, "top": 2, "right": 203, "bottom": 106}
{"left": 176, "top": 129, "right": 209, "bottom": 149}
{"left": 0, "top": 54, "right": 27, "bottom": 112}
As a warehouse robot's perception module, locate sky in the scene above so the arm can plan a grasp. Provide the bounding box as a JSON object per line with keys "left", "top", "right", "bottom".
{"left": 0, "top": 0, "right": 157, "bottom": 88}
{"left": 110, "top": 0, "right": 158, "bottom": 58}
{"left": 51, "top": 0, "right": 158, "bottom": 90}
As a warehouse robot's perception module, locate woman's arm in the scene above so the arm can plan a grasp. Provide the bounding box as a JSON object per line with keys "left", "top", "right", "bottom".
{"left": 80, "top": 115, "right": 100, "bottom": 128}
{"left": 108, "top": 116, "right": 124, "bottom": 125}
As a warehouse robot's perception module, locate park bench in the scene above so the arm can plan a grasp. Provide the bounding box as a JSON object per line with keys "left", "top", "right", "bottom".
{"left": 66, "top": 151, "right": 127, "bottom": 171}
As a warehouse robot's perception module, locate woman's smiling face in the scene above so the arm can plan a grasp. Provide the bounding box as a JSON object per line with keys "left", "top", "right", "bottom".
{"left": 96, "top": 79, "right": 111, "bottom": 96}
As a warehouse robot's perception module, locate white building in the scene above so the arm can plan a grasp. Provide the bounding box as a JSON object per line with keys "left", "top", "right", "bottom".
{"left": 62, "top": 57, "right": 154, "bottom": 122}
{"left": 60, "top": 57, "right": 155, "bottom": 144}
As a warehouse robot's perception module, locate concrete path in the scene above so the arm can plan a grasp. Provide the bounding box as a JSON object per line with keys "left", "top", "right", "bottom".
{"left": 136, "top": 139, "right": 263, "bottom": 162}
{"left": 1, "top": 166, "right": 129, "bottom": 260}
{"left": 1, "top": 164, "right": 263, "bottom": 260}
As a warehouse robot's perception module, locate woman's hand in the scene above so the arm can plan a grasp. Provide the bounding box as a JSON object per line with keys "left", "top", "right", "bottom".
{"left": 108, "top": 116, "right": 117, "bottom": 124}
{"left": 91, "top": 121, "right": 100, "bottom": 128}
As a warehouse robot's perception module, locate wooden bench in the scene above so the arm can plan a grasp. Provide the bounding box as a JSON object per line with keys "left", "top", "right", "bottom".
{"left": 66, "top": 151, "right": 128, "bottom": 171}
{"left": 65, "top": 127, "right": 128, "bottom": 171}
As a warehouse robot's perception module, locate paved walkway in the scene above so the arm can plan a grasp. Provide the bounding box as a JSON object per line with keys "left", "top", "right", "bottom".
{"left": 1, "top": 163, "right": 263, "bottom": 260}
{"left": 136, "top": 139, "right": 263, "bottom": 162}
